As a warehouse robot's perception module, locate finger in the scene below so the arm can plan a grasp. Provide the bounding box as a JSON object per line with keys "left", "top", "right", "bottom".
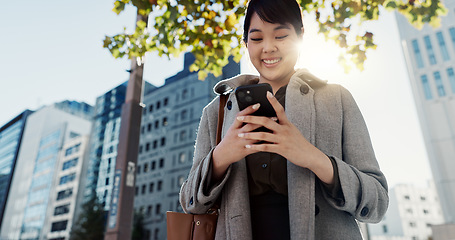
{"left": 237, "top": 115, "right": 279, "bottom": 133}
{"left": 238, "top": 131, "right": 276, "bottom": 143}
{"left": 245, "top": 142, "right": 279, "bottom": 153}
{"left": 231, "top": 103, "right": 261, "bottom": 129}
{"left": 240, "top": 123, "right": 263, "bottom": 132}
{"left": 266, "top": 91, "right": 288, "bottom": 123}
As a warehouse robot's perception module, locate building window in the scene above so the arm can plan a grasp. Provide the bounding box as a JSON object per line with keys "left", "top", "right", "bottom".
{"left": 161, "top": 137, "right": 166, "bottom": 146}
{"left": 105, "top": 178, "right": 109, "bottom": 185}
{"left": 178, "top": 176, "right": 185, "bottom": 187}
{"left": 447, "top": 68, "right": 455, "bottom": 93}
{"left": 436, "top": 31, "right": 450, "bottom": 61}
{"left": 51, "top": 220, "right": 68, "bottom": 232}
{"left": 164, "top": 97, "right": 169, "bottom": 106}
{"left": 158, "top": 180, "right": 163, "bottom": 191}
{"left": 162, "top": 117, "right": 168, "bottom": 126}
{"left": 149, "top": 182, "right": 154, "bottom": 193}
{"left": 404, "top": 195, "right": 410, "bottom": 200}
{"left": 420, "top": 196, "right": 427, "bottom": 201}
{"left": 182, "top": 89, "right": 188, "bottom": 99}
{"left": 155, "top": 120, "right": 159, "bottom": 129}
{"left": 180, "top": 130, "right": 186, "bottom": 141}
{"left": 65, "top": 143, "right": 81, "bottom": 156}
{"left": 382, "top": 225, "right": 388, "bottom": 233}
{"left": 409, "top": 222, "right": 417, "bottom": 227}
{"left": 181, "top": 110, "right": 188, "bottom": 120}
{"left": 135, "top": 187, "right": 138, "bottom": 196}
{"left": 179, "top": 152, "right": 186, "bottom": 163}
{"left": 137, "top": 165, "right": 141, "bottom": 174}
{"left": 144, "top": 163, "right": 149, "bottom": 173}
{"left": 423, "top": 209, "right": 429, "bottom": 214}
{"left": 153, "top": 140, "right": 157, "bottom": 149}
{"left": 59, "top": 173, "right": 76, "bottom": 185}
{"left": 149, "top": 104, "right": 153, "bottom": 113}
{"left": 412, "top": 39, "right": 425, "bottom": 68}
{"left": 54, "top": 204, "right": 70, "bottom": 216}
{"left": 62, "top": 158, "right": 78, "bottom": 170}
{"left": 424, "top": 35, "right": 437, "bottom": 65}
{"left": 434, "top": 71, "right": 446, "bottom": 97}
{"left": 147, "top": 205, "right": 152, "bottom": 215}
{"left": 151, "top": 161, "right": 156, "bottom": 170}
{"left": 421, "top": 75, "right": 433, "bottom": 100}
{"left": 156, "top": 204, "right": 161, "bottom": 214}
{"left": 157, "top": 101, "right": 161, "bottom": 110}
{"left": 147, "top": 123, "right": 152, "bottom": 132}
{"left": 449, "top": 27, "right": 455, "bottom": 50}
{"left": 56, "top": 188, "right": 73, "bottom": 200}
{"left": 159, "top": 158, "right": 164, "bottom": 168}
{"left": 146, "top": 143, "right": 150, "bottom": 151}
{"left": 141, "top": 184, "right": 146, "bottom": 194}
{"left": 139, "top": 145, "right": 143, "bottom": 154}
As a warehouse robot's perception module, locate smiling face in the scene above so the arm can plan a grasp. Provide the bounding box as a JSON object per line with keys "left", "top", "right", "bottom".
{"left": 246, "top": 13, "right": 302, "bottom": 92}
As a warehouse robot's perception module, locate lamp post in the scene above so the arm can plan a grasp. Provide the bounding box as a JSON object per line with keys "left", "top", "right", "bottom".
{"left": 104, "top": 12, "right": 148, "bottom": 240}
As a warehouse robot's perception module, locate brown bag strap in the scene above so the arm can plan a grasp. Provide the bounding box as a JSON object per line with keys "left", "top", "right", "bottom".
{"left": 216, "top": 94, "right": 228, "bottom": 145}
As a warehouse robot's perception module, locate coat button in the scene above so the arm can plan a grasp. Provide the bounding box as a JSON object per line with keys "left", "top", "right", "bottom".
{"left": 300, "top": 85, "right": 309, "bottom": 95}
{"left": 262, "top": 164, "right": 268, "bottom": 168}
{"left": 361, "top": 207, "right": 369, "bottom": 217}
{"left": 189, "top": 197, "right": 194, "bottom": 205}
{"left": 227, "top": 100, "right": 232, "bottom": 110}
{"left": 315, "top": 204, "right": 320, "bottom": 216}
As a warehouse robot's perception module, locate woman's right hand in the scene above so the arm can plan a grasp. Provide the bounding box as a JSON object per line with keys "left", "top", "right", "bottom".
{"left": 211, "top": 103, "right": 262, "bottom": 181}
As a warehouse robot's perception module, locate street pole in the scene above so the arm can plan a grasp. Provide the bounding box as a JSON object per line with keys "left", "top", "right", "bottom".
{"left": 104, "top": 12, "right": 148, "bottom": 240}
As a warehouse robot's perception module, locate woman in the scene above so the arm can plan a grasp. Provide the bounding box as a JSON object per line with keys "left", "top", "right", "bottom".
{"left": 179, "top": 0, "right": 388, "bottom": 239}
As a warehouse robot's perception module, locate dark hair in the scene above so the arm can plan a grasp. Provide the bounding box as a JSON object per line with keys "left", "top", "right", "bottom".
{"left": 243, "top": 0, "right": 304, "bottom": 43}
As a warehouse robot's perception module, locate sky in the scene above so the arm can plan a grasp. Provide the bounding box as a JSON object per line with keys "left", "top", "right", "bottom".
{"left": 0, "top": 0, "right": 433, "bottom": 188}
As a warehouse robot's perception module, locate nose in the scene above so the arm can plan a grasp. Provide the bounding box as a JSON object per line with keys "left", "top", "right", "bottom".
{"left": 262, "top": 39, "right": 277, "bottom": 53}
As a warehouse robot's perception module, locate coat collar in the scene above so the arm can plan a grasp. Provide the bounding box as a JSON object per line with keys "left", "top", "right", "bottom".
{"left": 213, "top": 68, "right": 328, "bottom": 95}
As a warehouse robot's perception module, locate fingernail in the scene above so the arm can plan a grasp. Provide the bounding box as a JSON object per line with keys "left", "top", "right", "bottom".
{"left": 237, "top": 116, "right": 245, "bottom": 121}
{"left": 271, "top": 117, "right": 278, "bottom": 121}
{"left": 245, "top": 145, "right": 252, "bottom": 149}
{"left": 238, "top": 133, "right": 245, "bottom": 138}
{"left": 267, "top": 91, "right": 274, "bottom": 98}
{"left": 252, "top": 103, "right": 260, "bottom": 110}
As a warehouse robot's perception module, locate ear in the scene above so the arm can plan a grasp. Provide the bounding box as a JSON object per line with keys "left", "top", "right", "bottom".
{"left": 300, "top": 27, "right": 305, "bottom": 37}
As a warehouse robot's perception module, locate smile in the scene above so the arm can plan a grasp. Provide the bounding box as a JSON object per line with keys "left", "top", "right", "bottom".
{"left": 262, "top": 58, "right": 281, "bottom": 65}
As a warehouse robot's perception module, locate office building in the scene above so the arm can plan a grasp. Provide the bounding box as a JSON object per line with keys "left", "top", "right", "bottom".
{"left": 84, "top": 81, "right": 155, "bottom": 211}
{"left": 0, "top": 101, "right": 93, "bottom": 240}
{"left": 0, "top": 110, "right": 32, "bottom": 228}
{"left": 133, "top": 53, "right": 240, "bottom": 240}
{"left": 395, "top": 0, "right": 455, "bottom": 223}
{"left": 369, "top": 182, "right": 444, "bottom": 240}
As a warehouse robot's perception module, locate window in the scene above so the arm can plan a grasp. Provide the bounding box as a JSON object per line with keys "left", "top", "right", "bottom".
{"left": 59, "top": 173, "right": 76, "bottom": 185}
{"left": 149, "top": 104, "right": 153, "bottom": 113}
{"left": 180, "top": 130, "right": 186, "bottom": 141}
{"left": 420, "top": 196, "right": 427, "bottom": 201}
{"left": 159, "top": 158, "right": 164, "bottom": 168}
{"left": 147, "top": 123, "right": 152, "bottom": 132}
{"left": 161, "top": 137, "right": 166, "bottom": 146}
{"left": 182, "top": 89, "right": 188, "bottom": 99}
{"left": 56, "top": 188, "right": 73, "bottom": 200}
{"left": 147, "top": 205, "right": 152, "bottom": 215}
{"left": 54, "top": 204, "right": 70, "bottom": 216}
{"left": 151, "top": 161, "right": 156, "bottom": 170}
{"left": 135, "top": 187, "right": 138, "bottom": 196}
{"left": 421, "top": 75, "right": 433, "bottom": 100}
{"left": 156, "top": 204, "right": 161, "bottom": 214}
{"left": 149, "top": 182, "right": 154, "bottom": 193}
{"left": 178, "top": 176, "right": 185, "bottom": 187}
{"left": 146, "top": 143, "right": 150, "bottom": 151}
{"left": 423, "top": 209, "right": 429, "bottom": 214}
{"left": 162, "top": 117, "right": 168, "bottom": 126}
{"left": 141, "top": 184, "right": 146, "bottom": 194}
{"left": 144, "top": 163, "right": 149, "bottom": 173}
{"left": 65, "top": 144, "right": 81, "bottom": 156}
{"left": 153, "top": 140, "right": 157, "bottom": 149}
{"left": 181, "top": 110, "right": 188, "bottom": 120}
{"left": 179, "top": 152, "right": 186, "bottom": 163}
{"left": 157, "top": 101, "right": 161, "bottom": 110}
{"left": 155, "top": 120, "right": 159, "bottom": 129}
{"left": 62, "top": 158, "right": 78, "bottom": 170}
{"left": 449, "top": 27, "right": 455, "bottom": 50}
{"left": 447, "top": 68, "right": 455, "bottom": 93}
{"left": 137, "top": 165, "right": 141, "bottom": 174}
{"left": 412, "top": 39, "right": 425, "bottom": 68}
{"left": 424, "top": 35, "right": 437, "bottom": 65}
{"left": 139, "top": 145, "right": 143, "bottom": 154}
{"left": 158, "top": 181, "right": 163, "bottom": 191}
{"left": 105, "top": 178, "right": 109, "bottom": 185}
{"left": 141, "top": 126, "right": 145, "bottom": 134}
{"left": 51, "top": 220, "right": 68, "bottom": 232}
{"left": 409, "top": 222, "right": 416, "bottom": 227}
{"left": 164, "top": 97, "right": 169, "bottom": 106}
{"left": 382, "top": 225, "right": 388, "bottom": 233}
{"left": 404, "top": 195, "right": 410, "bottom": 200}
{"left": 434, "top": 71, "right": 446, "bottom": 97}
{"left": 436, "top": 31, "right": 450, "bottom": 61}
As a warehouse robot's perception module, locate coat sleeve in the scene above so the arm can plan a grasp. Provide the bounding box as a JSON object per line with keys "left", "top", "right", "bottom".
{"left": 179, "top": 101, "right": 232, "bottom": 214}
{"left": 321, "top": 86, "right": 389, "bottom": 223}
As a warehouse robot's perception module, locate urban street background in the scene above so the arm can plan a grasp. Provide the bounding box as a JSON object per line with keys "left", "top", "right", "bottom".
{"left": 0, "top": 0, "right": 432, "bottom": 188}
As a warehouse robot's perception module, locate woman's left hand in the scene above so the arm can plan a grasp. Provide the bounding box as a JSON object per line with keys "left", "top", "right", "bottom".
{"left": 237, "top": 91, "right": 334, "bottom": 184}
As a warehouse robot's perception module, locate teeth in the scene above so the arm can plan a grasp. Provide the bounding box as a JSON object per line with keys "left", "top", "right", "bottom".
{"left": 263, "top": 58, "right": 280, "bottom": 64}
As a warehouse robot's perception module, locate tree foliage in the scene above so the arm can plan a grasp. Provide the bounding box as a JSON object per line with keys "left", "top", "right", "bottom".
{"left": 104, "top": 0, "right": 447, "bottom": 79}
{"left": 69, "top": 195, "right": 106, "bottom": 240}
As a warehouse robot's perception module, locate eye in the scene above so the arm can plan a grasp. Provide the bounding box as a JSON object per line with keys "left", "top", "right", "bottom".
{"left": 276, "top": 35, "right": 288, "bottom": 40}
{"left": 250, "top": 37, "right": 262, "bottom": 42}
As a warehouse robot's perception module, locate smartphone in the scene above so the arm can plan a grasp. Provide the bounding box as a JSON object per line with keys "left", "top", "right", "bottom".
{"left": 235, "top": 83, "right": 277, "bottom": 117}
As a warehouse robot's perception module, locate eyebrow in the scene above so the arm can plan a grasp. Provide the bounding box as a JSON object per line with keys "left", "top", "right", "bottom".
{"left": 249, "top": 25, "right": 291, "bottom": 34}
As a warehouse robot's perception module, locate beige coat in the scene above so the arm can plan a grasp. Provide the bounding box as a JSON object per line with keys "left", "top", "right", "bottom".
{"left": 180, "top": 69, "right": 388, "bottom": 239}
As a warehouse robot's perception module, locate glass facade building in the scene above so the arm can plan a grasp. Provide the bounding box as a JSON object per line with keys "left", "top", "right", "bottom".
{"left": 395, "top": 0, "right": 455, "bottom": 223}
{"left": 0, "top": 110, "right": 32, "bottom": 228}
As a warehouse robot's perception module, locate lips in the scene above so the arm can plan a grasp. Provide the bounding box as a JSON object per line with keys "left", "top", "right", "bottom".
{"left": 262, "top": 58, "right": 281, "bottom": 65}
